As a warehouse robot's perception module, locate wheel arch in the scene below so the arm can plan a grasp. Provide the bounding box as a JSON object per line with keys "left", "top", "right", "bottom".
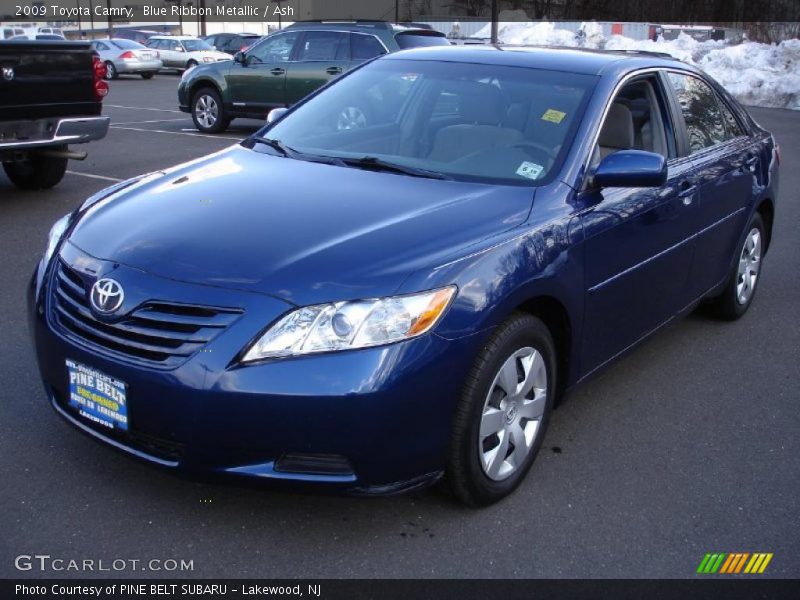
{"left": 755, "top": 197, "right": 774, "bottom": 254}
{"left": 514, "top": 295, "right": 573, "bottom": 401}
{"left": 188, "top": 79, "right": 223, "bottom": 106}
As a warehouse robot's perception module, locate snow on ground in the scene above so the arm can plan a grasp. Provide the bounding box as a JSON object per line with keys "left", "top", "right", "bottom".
{"left": 474, "top": 17, "right": 800, "bottom": 110}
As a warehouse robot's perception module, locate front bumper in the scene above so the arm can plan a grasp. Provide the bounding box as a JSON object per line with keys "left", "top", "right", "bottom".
{"left": 0, "top": 116, "right": 109, "bottom": 151}
{"left": 28, "top": 249, "right": 478, "bottom": 494}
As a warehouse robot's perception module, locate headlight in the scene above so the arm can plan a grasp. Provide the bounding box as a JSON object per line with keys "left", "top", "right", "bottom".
{"left": 42, "top": 213, "right": 71, "bottom": 267}
{"left": 242, "top": 286, "right": 456, "bottom": 362}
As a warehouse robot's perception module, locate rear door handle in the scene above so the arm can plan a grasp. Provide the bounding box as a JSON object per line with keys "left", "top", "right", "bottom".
{"left": 270, "top": 67, "right": 285, "bottom": 76}
{"left": 325, "top": 66, "right": 343, "bottom": 75}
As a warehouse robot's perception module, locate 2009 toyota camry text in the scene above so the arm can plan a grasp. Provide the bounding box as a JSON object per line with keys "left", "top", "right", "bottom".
{"left": 29, "top": 46, "right": 778, "bottom": 506}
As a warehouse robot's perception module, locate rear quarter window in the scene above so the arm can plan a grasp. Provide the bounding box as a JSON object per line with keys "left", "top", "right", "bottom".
{"left": 394, "top": 33, "right": 450, "bottom": 49}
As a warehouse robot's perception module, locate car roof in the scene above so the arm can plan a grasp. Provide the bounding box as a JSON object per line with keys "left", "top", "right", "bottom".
{"left": 150, "top": 35, "right": 199, "bottom": 40}
{"left": 385, "top": 44, "right": 688, "bottom": 77}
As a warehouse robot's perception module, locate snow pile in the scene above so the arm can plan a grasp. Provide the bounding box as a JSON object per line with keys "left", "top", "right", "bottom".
{"left": 472, "top": 19, "right": 800, "bottom": 110}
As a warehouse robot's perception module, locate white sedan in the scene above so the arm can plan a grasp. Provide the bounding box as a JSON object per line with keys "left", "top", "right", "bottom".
{"left": 146, "top": 36, "right": 230, "bottom": 71}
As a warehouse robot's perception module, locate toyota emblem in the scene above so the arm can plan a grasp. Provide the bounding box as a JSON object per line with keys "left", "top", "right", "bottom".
{"left": 90, "top": 278, "right": 125, "bottom": 314}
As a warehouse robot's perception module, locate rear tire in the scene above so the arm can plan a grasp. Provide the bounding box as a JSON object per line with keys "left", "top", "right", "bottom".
{"left": 141, "top": 72, "right": 155, "bottom": 79}
{"left": 3, "top": 146, "right": 69, "bottom": 190}
{"left": 191, "top": 87, "right": 229, "bottom": 133}
{"left": 707, "top": 213, "right": 765, "bottom": 320}
{"left": 445, "top": 313, "right": 556, "bottom": 507}
{"left": 104, "top": 61, "right": 117, "bottom": 80}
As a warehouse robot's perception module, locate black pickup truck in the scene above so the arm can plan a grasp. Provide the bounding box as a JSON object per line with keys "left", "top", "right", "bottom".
{"left": 0, "top": 40, "right": 110, "bottom": 189}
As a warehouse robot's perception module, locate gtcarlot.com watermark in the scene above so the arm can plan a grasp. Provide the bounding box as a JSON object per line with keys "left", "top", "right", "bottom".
{"left": 15, "top": 554, "right": 194, "bottom": 573}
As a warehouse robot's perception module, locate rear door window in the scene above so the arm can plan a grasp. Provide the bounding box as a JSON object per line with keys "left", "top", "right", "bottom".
{"left": 668, "top": 72, "right": 731, "bottom": 153}
{"left": 297, "top": 31, "right": 348, "bottom": 61}
{"left": 394, "top": 33, "right": 449, "bottom": 49}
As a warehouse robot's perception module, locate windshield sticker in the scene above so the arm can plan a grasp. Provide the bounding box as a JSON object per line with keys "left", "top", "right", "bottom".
{"left": 516, "top": 161, "right": 544, "bottom": 180}
{"left": 541, "top": 109, "right": 567, "bottom": 124}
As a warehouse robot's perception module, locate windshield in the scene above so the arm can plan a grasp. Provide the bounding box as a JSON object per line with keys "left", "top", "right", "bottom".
{"left": 183, "top": 39, "right": 213, "bottom": 52}
{"left": 261, "top": 59, "right": 595, "bottom": 185}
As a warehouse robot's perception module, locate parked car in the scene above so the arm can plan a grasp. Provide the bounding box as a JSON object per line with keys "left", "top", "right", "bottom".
{"left": 38, "top": 27, "right": 64, "bottom": 37}
{"left": 145, "top": 35, "right": 230, "bottom": 72}
{"left": 1, "top": 39, "right": 109, "bottom": 189}
{"left": 178, "top": 20, "right": 449, "bottom": 132}
{"left": 202, "top": 32, "right": 261, "bottom": 55}
{"left": 30, "top": 46, "right": 778, "bottom": 505}
{"left": 114, "top": 29, "right": 161, "bottom": 44}
{"left": 35, "top": 34, "right": 66, "bottom": 40}
{"left": 90, "top": 38, "right": 163, "bottom": 79}
{"left": 2, "top": 26, "right": 27, "bottom": 40}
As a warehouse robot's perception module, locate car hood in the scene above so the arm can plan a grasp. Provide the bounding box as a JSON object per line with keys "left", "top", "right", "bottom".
{"left": 68, "top": 146, "right": 534, "bottom": 306}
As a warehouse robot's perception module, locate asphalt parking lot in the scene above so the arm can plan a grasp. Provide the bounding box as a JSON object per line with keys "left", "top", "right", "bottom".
{"left": 1, "top": 74, "right": 798, "bottom": 579}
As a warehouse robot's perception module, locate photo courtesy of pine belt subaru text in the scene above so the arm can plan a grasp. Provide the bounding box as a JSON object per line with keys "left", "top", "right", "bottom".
{"left": 29, "top": 45, "right": 779, "bottom": 506}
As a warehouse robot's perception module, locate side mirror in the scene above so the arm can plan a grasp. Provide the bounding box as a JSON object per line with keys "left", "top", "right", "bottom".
{"left": 174, "top": 45, "right": 184, "bottom": 52}
{"left": 592, "top": 150, "right": 667, "bottom": 188}
{"left": 233, "top": 51, "right": 245, "bottom": 64}
{"left": 266, "top": 107, "right": 289, "bottom": 124}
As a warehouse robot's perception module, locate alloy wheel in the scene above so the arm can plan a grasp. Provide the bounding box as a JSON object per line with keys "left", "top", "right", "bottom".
{"left": 195, "top": 94, "right": 218, "bottom": 129}
{"left": 479, "top": 347, "right": 547, "bottom": 481}
{"left": 736, "top": 227, "right": 761, "bottom": 305}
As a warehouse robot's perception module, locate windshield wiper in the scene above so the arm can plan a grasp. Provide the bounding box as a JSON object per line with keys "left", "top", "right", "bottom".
{"left": 248, "top": 137, "right": 346, "bottom": 166}
{"left": 340, "top": 156, "right": 451, "bottom": 180}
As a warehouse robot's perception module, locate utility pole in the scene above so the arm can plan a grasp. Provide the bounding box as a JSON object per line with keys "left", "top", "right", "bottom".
{"left": 106, "top": 0, "right": 112, "bottom": 38}
{"left": 88, "top": 0, "right": 94, "bottom": 37}
{"left": 199, "top": 0, "right": 206, "bottom": 37}
{"left": 75, "top": 0, "right": 82, "bottom": 37}
{"left": 491, "top": 0, "right": 499, "bottom": 44}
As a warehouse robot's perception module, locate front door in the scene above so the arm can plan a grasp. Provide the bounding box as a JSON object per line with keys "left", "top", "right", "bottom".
{"left": 578, "top": 75, "right": 699, "bottom": 373}
{"left": 227, "top": 31, "right": 299, "bottom": 113}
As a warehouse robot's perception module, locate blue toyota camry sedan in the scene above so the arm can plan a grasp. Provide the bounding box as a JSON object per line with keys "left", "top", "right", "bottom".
{"left": 29, "top": 46, "right": 779, "bottom": 505}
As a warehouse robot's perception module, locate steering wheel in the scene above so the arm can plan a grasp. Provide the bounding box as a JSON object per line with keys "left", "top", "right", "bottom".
{"left": 510, "top": 141, "right": 558, "bottom": 165}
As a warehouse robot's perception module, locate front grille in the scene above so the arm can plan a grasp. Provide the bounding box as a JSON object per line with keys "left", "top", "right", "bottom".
{"left": 50, "top": 260, "right": 242, "bottom": 367}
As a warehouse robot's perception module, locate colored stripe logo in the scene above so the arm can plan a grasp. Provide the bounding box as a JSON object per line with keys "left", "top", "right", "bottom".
{"left": 697, "top": 553, "right": 773, "bottom": 574}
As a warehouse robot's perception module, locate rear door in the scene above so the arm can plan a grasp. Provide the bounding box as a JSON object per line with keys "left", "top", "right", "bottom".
{"left": 284, "top": 30, "right": 350, "bottom": 105}
{"left": 665, "top": 72, "right": 757, "bottom": 298}
{"left": 227, "top": 31, "right": 299, "bottom": 112}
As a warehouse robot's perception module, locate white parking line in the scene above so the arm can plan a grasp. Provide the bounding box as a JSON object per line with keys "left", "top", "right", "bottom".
{"left": 110, "top": 125, "right": 243, "bottom": 141}
{"left": 112, "top": 118, "right": 189, "bottom": 126}
{"left": 105, "top": 104, "right": 184, "bottom": 114}
{"left": 66, "top": 170, "right": 124, "bottom": 183}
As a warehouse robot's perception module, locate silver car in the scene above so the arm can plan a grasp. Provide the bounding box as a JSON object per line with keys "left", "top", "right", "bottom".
{"left": 90, "top": 39, "right": 163, "bottom": 80}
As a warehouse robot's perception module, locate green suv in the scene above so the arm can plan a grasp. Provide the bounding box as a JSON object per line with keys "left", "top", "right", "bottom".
{"left": 178, "top": 21, "right": 449, "bottom": 133}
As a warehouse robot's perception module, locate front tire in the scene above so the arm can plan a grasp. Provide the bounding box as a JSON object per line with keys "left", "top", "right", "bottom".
{"left": 707, "top": 213, "right": 765, "bottom": 320}
{"left": 446, "top": 313, "right": 556, "bottom": 506}
{"left": 191, "top": 87, "right": 230, "bottom": 133}
{"left": 3, "top": 146, "right": 69, "bottom": 190}
{"left": 104, "top": 61, "right": 117, "bottom": 80}
{"left": 141, "top": 72, "right": 155, "bottom": 79}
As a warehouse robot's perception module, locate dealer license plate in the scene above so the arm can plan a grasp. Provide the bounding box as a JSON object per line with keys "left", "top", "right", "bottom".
{"left": 66, "top": 359, "right": 128, "bottom": 431}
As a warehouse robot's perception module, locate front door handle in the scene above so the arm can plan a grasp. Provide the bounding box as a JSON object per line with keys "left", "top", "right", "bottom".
{"left": 325, "top": 66, "right": 343, "bottom": 75}
{"left": 678, "top": 180, "right": 696, "bottom": 205}
{"left": 744, "top": 154, "right": 758, "bottom": 172}
{"left": 270, "top": 67, "right": 285, "bottom": 76}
